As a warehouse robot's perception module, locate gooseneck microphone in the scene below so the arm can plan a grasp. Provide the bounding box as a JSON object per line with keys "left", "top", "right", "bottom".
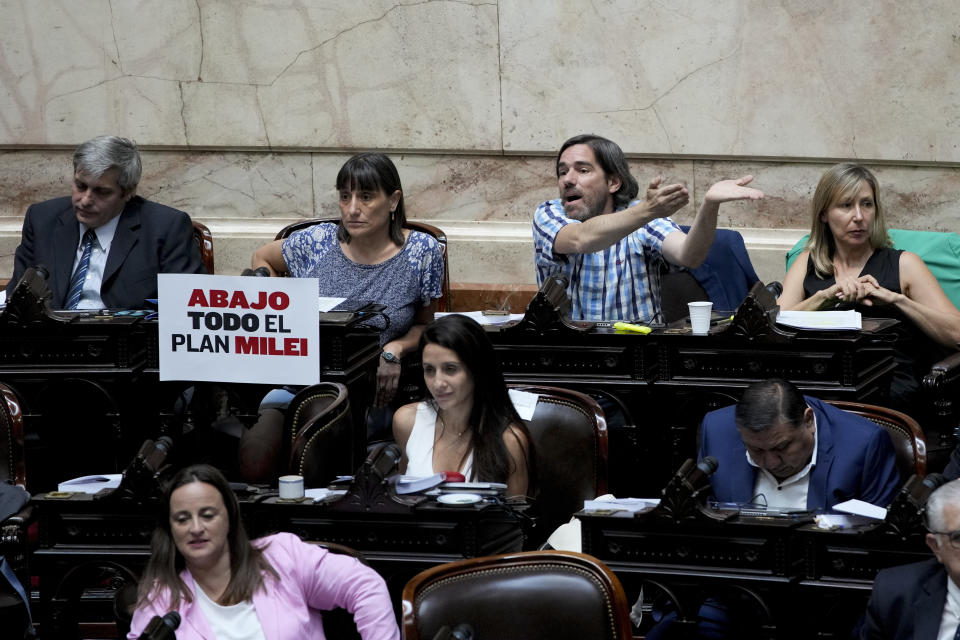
{"left": 657, "top": 456, "right": 720, "bottom": 520}
{"left": 367, "top": 442, "right": 402, "bottom": 480}
{"left": 892, "top": 472, "right": 947, "bottom": 510}
{"left": 684, "top": 456, "right": 719, "bottom": 492}
{"left": 138, "top": 611, "right": 180, "bottom": 639}
{"left": 922, "top": 472, "right": 948, "bottom": 494}
{"left": 885, "top": 472, "right": 948, "bottom": 536}
{"left": 109, "top": 436, "right": 175, "bottom": 502}
{"left": 669, "top": 456, "right": 719, "bottom": 494}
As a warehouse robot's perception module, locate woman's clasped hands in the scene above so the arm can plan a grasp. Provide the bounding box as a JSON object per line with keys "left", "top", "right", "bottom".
{"left": 827, "top": 273, "right": 899, "bottom": 307}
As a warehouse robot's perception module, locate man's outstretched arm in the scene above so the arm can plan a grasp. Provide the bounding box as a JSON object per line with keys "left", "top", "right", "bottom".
{"left": 553, "top": 177, "right": 689, "bottom": 255}
{"left": 661, "top": 175, "right": 764, "bottom": 268}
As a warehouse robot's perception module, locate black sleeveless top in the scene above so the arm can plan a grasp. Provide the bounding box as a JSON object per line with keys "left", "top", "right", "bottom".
{"left": 803, "top": 247, "right": 945, "bottom": 409}
{"left": 803, "top": 247, "right": 903, "bottom": 302}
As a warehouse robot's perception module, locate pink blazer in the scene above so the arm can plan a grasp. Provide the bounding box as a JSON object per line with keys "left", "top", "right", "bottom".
{"left": 128, "top": 532, "right": 398, "bottom": 640}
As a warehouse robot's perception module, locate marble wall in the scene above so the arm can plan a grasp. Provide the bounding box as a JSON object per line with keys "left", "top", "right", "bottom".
{"left": 2, "top": 0, "right": 959, "bottom": 292}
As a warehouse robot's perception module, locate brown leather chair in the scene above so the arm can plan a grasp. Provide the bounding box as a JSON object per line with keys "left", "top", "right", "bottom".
{"left": 192, "top": 221, "right": 215, "bottom": 274}
{"left": 401, "top": 550, "right": 633, "bottom": 640}
{"left": 510, "top": 385, "right": 609, "bottom": 549}
{"left": 0, "top": 383, "right": 25, "bottom": 489}
{"left": 827, "top": 400, "right": 927, "bottom": 478}
{"left": 273, "top": 217, "right": 451, "bottom": 311}
{"left": 0, "top": 382, "right": 33, "bottom": 638}
{"left": 285, "top": 382, "right": 357, "bottom": 487}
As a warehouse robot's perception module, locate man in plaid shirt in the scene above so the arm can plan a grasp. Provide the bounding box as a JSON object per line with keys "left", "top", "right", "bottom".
{"left": 533, "top": 134, "right": 764, "bottom": 322}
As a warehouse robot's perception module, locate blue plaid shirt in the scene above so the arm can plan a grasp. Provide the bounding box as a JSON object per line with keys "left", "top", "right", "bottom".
{"left": 532, "top": 198, "right": 680, "bottom": 322}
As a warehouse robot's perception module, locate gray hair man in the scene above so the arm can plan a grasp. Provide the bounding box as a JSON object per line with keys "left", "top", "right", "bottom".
{"left": 7, "top": 135, "right": 205, "bottom": 309}
{"left": 860, "top": 479, "right": 960, "bottom": 638}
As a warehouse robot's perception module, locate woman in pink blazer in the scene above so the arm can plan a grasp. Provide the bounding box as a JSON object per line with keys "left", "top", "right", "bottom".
{"left": 128, "top": 464, "right": 398, "bottom": 640}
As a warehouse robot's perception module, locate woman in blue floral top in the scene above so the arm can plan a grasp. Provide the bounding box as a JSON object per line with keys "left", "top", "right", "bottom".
{"left": 252, "top": 152, "right": 444, "bottom": 406}
{"left": 240, "top": 154, "right": 444, "bottom": 483}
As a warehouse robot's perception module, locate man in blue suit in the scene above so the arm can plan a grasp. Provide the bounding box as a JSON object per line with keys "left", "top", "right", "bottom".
{"left": 860, "top": 479, "right": 960, "bottom": 639}
{"left": 6, "top": 135, "right": 205, "bottom": 309}
{"left": 699, "top": 378, "right": 901, "bottom": 511}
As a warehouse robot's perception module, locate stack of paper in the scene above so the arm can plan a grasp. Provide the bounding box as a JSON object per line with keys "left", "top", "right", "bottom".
{"left": 776, "top": 310, "right": 862, "bottom": 330}
{"left": 57, "top": 474, "right": 122, "bottom": 494}
{"left": 582, "top": 497, "right": 660, "bottom": 514}
{"left": 435, "top": 311, "right": 525, "bottom": 326}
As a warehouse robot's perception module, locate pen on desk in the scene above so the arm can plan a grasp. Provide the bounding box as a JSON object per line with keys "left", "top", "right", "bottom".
{"left": 613, "top": 321, "right": 652, "bottom": 334}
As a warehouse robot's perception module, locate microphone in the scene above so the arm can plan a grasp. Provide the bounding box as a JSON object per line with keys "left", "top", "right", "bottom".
{"left": 683, "top": 456, "right": 718, "bottom": 493}
{"left": 898, "top": 472, "right": 946, "bottom": 508}
{"left": 885, "top": 472, "right": 947, "bottom": 534}
{"left": 658, "top": 457, "right": 719, "bottom": 520}
{"left": 669, "top": 457, "right": 719, "bottom": 494}
{"left": 4, "top": 264, "right": 55, "bottom": 320}
{"left": 923, "top": 472, "right": 948, "bottom": 494}
{"left": 366, "top": 442, "right": 401, "bottom": 480}
{"left": 240, "top": 266, "right": 271, "bottom": 277}
{"left": 138, "top": 611, "right": 180, "bottom": 639}
{"left": 109, "top": 437, "right": 175, "bottom": 502}
{"left": 142, "top": 436, "right": 174, "bottom": 473}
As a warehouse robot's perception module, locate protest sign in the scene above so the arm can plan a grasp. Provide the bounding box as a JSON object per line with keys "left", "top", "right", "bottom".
{"left": 158, "top": 274, "right": 320, "bottom": 384}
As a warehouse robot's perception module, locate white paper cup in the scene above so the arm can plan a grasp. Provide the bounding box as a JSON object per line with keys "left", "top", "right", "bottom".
{"left": 278, "top": 475, "right": 305, "bottom": 499}
{"left": 688, "top": 301, "right": 713, "bottom": 335}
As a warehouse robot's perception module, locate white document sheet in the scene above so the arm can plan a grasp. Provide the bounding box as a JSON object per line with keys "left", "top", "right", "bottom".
{"left": 776, "top": 310, "right": 862, "bottom": 330}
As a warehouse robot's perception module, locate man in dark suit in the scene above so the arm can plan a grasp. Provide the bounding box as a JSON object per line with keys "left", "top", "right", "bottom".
{"left": 6, "top": 135, "right": 205, "bottom": 309}
{"left": 699, "top": 378, "right": 901, "bottom": 511}
{"left": 860, "top": 479, "right": 960, "bottom": 639}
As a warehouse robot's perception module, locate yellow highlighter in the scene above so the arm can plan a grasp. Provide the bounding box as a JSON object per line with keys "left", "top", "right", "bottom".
{"left": 613, "top": 321, "right": 652, "bottom": 334}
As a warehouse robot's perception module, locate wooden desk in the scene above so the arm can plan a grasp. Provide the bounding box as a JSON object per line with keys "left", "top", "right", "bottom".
{"left": 0, "top": 284, "right": 381, "bottom": 490}
{"left": 486, "top": 283, "right": 899, "bottom": 496}
{"left": 579, "top": 507, "right": 929, "bottom": 639}
{"left": 29, "top": 487, "right": 523, "bottom": 636}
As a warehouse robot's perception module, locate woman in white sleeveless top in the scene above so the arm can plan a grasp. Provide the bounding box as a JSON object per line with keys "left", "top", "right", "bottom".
{"left": 392, "top": 315, "right": 531, "bottom": 498}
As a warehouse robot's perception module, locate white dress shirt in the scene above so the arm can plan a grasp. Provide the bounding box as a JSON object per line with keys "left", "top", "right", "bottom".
{"left": 936, "top": 574, "right": 960, "bottom": 640}
{"left": 747, "top": 414, "right": 819, "bottom": 509}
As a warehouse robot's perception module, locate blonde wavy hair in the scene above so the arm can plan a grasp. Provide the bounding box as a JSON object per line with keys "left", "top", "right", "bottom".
{"left": 805, "top": 163, "right": 892, "bottom": 278}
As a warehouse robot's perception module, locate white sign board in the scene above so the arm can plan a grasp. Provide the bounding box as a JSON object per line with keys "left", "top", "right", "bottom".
{"left": 158, "top": 274, "right": 321, "bottom": 385}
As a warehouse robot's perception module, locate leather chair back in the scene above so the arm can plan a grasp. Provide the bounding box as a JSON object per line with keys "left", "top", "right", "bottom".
{"left": 402, "top": 550, "right": 633, "bottom": 640}
{"left": 661, "top": 227, "right": 761, "bottom": 323}
{"left": 510, "top": 385, "right": 608, "bottom": 547}
{"left": 285, "top": 382, "right": 355, "bottom": 488}
{"left": 192, "top": 221, "right": 215, "bottom": 274}
{"left": 0, "top": 382, "right": 25, "bottom": 488}
{"left": 273, "top": 217, "right": 451, "bottom": 311}
{"left": 827, "top": 400, "right": 926, "bottom": 478}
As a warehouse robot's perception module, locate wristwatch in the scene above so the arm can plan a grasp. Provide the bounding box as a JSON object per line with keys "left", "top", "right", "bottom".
{"left": 381, "top": 350, "right": 401, "bottom": 364}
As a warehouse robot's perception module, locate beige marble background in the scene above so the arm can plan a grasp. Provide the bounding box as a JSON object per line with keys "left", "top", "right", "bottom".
{"left": 1, "top": 0, "right": 959, "bottom": 288}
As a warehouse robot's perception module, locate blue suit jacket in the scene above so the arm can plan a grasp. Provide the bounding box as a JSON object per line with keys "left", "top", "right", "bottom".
{"left": 859, "top": 557, "right": 945, "bottom": 640}
{"left": 698, "top": 396, "right": 901, "bottom": 511}
{"left": 679, "top": 226, "right": 760, "bottom": 311}
{"left": 6, "top": 195, "right": 205, "bottom": 309}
